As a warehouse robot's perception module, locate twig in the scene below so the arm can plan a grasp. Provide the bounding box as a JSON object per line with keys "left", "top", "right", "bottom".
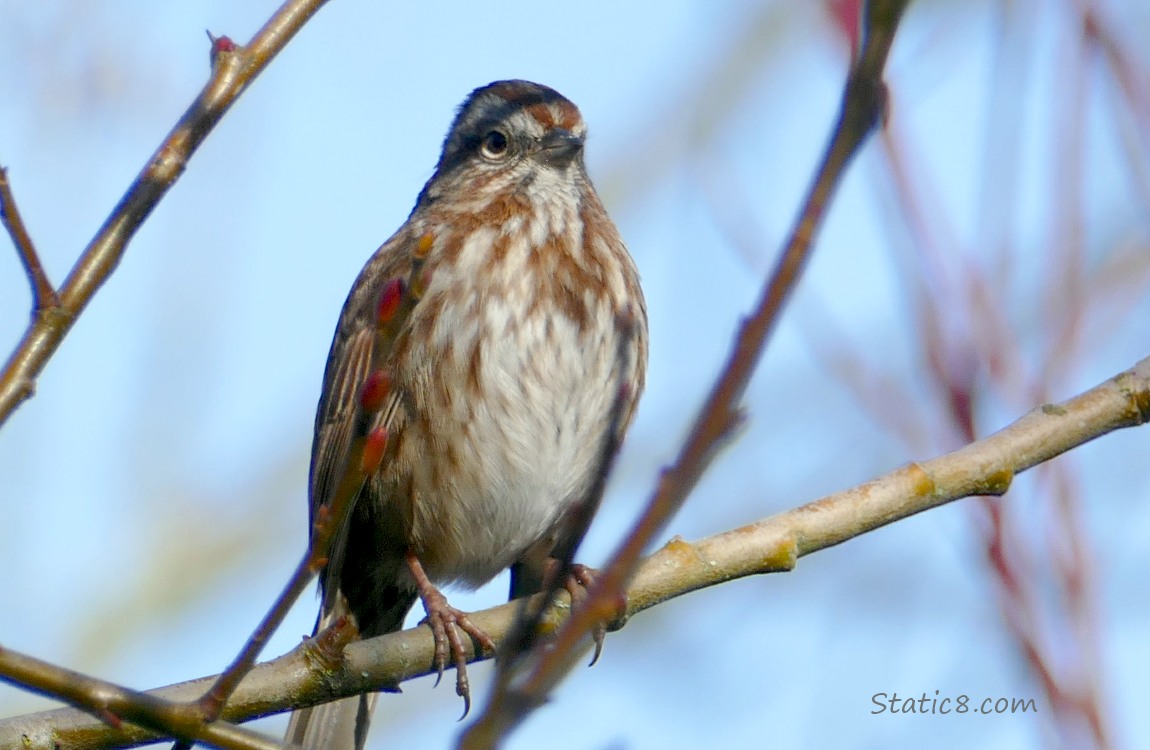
{"left": 459, "top": 2, "right": 908, "bottom": 746}
{"left": 0, "top": 168, "right": 58, "bottom": 311}
{"left": 1, "top": 0, "right": 338, "bottom": 741}
{"left": 0, "top": 0, "right": 331, "bottom": 428}
{"left": 3, "top": 352, "right": 1147, "bottom": 750}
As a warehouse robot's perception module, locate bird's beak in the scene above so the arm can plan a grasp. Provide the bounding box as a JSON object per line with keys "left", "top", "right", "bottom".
{"left": 536, "top": 129, "right": 584, "bottom": 167}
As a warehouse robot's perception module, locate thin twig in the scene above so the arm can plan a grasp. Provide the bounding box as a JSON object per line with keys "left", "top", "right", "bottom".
{"left": 459, "top": 2, "right": 907, "bottom": 746}
{"left": 0, "top": 168, "right": 58, "bottom": 311}
{"left": 0, "top": 0, "right": 331, "bottom": 428}
{"left": 3, "top": 352, "right": 1147, "bottom": 750}
{"left": 197, "top": 235, "right": 429, "bottom": 721}
{"left": 196, "top": 556, "right": 324, "bottom": 725}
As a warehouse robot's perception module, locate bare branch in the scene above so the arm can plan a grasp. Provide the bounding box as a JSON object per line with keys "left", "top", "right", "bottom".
{"left": 4, "top": 351, "right": 1144, "bottom": 750}
{"left": 0, "top": 646, "right": 281, "bottom": 750}
{"left": 0, "top": 0, "right": 331, "bottom": 428}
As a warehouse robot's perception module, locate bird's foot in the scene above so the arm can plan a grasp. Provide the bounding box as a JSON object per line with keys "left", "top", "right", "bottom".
{"left": 406, "top": 553, "right": 496, "bottom": 718}
{"left": 545, "top": 561, "right": 625, "bottom": 665}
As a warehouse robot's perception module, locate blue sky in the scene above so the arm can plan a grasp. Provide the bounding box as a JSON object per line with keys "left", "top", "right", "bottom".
{"left": 1, "top": 2, "right": 1148, "bottom": 748}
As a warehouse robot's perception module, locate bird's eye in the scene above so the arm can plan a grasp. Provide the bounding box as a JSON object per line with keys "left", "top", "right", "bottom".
{"left": 480, "top": 130, "right": 509, "bottom": 159}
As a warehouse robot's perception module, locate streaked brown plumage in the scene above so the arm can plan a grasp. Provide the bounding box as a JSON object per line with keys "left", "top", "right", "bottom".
{"left": 286, "top": 80, "right": 647, "bottom": 750}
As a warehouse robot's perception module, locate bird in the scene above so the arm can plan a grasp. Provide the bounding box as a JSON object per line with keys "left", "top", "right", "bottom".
{"left": 285, "top": 79, "right": 647, "bottom": 750}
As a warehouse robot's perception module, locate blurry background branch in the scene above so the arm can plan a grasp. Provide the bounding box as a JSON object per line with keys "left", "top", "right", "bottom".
{"left": 1, "top": 352, "right": 1146, "bottom": 749}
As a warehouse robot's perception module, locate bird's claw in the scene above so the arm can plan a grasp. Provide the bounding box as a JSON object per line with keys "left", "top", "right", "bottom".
{"left": 560, "top": 563, "right": 611, "bottom": 664}
{"left": 417, "top": 585, "right": 496, "bottom": 718}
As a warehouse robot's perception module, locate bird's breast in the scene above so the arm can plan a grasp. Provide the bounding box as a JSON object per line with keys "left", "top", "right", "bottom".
{"left": 396, "top": 222, "right": 620, "bottom": 587}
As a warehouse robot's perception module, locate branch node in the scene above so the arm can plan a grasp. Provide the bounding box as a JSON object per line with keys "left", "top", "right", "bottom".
{"left": 1114, "top": 368, "right": 1150, "bottom": 424}
{"left": 903, "top": 461, "right": 937, "bottom": 498}
{"left": 303, "top": 616, "right": 359, "bottom": 673}
{"left": 96, "top": 707, "right": 124, "bottom": 730}
{"left": 762, "top": 535, "right": 798, "bottom": 573}
{"left": 206, "top": 30, "right": 240, "bottom": 68}
{"left": 981, "top": 467, "right": 1014, "bottom": 497}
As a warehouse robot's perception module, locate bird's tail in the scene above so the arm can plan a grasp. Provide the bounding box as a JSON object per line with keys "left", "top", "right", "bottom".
{"left": 284, "top": 587, "right": 416, "bottom": 750}
{"left": 285, "top": 691, "right": 378, "bottom": 750}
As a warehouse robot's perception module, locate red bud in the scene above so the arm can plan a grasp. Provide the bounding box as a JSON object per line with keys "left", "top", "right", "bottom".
{"left": 361, "top": 427, "right": 389, "bottom": 474}
{"left": 359, "top": 369, "right": 392, "bottom": 412}
{"left": 377, "top": 277, "right": 405, "bottom": 324}
{"left": 206, "top": 31, "right": 238, "bottom": 67}
{"left": 212, "top": 35, "right": 238, "bottom": 53}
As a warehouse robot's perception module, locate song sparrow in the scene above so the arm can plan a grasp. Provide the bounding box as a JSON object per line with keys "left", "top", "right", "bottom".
{"left": 286, "top": 80, "right": 647, "bottom": 749}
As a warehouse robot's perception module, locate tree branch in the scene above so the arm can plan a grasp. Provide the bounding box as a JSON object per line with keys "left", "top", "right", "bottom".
{"left": 0, "top": 646, "right": 281, "bottom": 750}
{"left": 3, "top": 353, "right": 1145, "bottom": 750}
{"left": 0, "top": 0, "right": 331, "bottom": 428}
